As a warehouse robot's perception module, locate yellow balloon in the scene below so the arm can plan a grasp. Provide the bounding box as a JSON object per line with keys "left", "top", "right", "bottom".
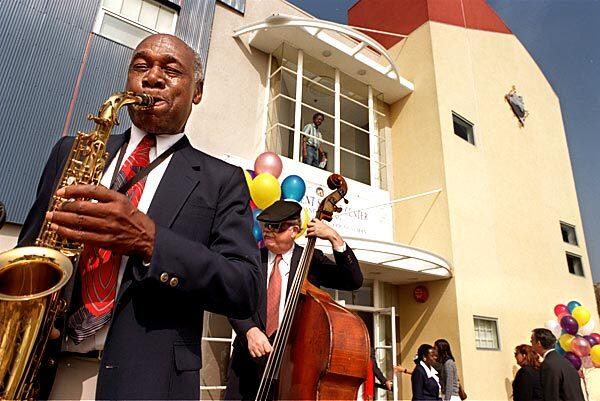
{"left": 243, "top": 170, "right": 253, "bottom": 191}
{"left": 573, "top": 306, "right": 591, "bottom": 327}
{"left": 295, "top": 207, "right": 310, "bottom": 239}
{"left": 250, "top": 173, "right": 281, "bottom": 210}
{"left": 559, "top": 334, "right": 575, "bottom": 352}
{"left": 592, "top": 345, "right": 600, "bottom": 364}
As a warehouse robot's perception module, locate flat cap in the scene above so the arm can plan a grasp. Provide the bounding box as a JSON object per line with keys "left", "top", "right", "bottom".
{"left": 257, "top": 200, "right": 302, "bottom": 223}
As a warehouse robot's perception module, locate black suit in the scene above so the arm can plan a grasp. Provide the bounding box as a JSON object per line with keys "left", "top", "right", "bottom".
{"left": 411, "top": 363, "right": 441, "bottom": 401}
{"left": 540, "top": 350, "right": 585, "bottom": 401}
{"left": 18, "top": 131, "right": 261, "bottom": 400}
{"left": 224, "top": 244, "right": 363, "bottom": 400}
{"left": 513, "top": 365, "right": 543, "bottom": 401}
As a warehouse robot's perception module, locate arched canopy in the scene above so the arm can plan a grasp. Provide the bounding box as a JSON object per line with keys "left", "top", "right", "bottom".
{"left": 233, "top": 14, "right": 414, "bottom": 103}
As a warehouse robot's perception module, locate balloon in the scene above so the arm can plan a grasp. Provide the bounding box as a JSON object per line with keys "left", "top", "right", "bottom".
{"left": 254, "top": 152, "right": 283, "bottom": 178}
{"left": 243, "top": 170, "right": 253, "bottom": 191}
{"left": 567, "top": 301, "right": 582, "bottom": 313}
{"left": 252, "top": 223, "right": 263, "bottom": 242}
{"left": 572, "top": 337, "right": 591, "bottom": 357}
{"left": 582, "top": 356, "right": 594, "bottom": 369}
{"left": 555, "top": 304, "right": 570, "bottom": 317}
{"left": 545, "top": 320, "right": 562, "bottom": 338}
{"left": 250, "top": 173, "right": 281, "bottom": 209}
{"left": 572, "top": 306, "right": 591, "bottom": 327}
{"left": 594, "top": 360, "right": 600, "bottom": 369}
{"left": 295, "top": 207, "right": 310, "bottom": 239}
{"left": 247, "top": 169, "right": 256, "bottom": 179}
{"left": 249, "top": 199, "right": 257, "bottom": 210}
{"left": 585, "top": 335, "right": 598, "bottom": 348}
{"left": 580, "top": 320, "right": 596, "bottom": 336}
{"left": 281, "top": 175, "right": 306, "bottom": 202}
{"left": 560, "top": 334, "right": 575, "bottom": 352}
{"left": 591, "top": 344, "right": 600, "bottom": 364}
{"left": 564, "top": 352, "right": 582, "bottom": 370}
{"left": 591, "top": 333, "right": 600, "bottom": 345}
{"left": 561, "top": 315, "right": 579, "bottom": 335}
{"left": 252, "top": 208, "right": 263, "bottom": 222}
{"left": 257, "top": 239, "right": 265, "bottom": 249}
{"left": 557, "top": 312, "right": 571, "bottom": 321}
{"left": 555, "top": 342, "right": 566, "bottom": 355}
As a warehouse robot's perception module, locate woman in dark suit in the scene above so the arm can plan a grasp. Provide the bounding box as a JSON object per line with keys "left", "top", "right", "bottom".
{"left": 513, "top": 344, "right": 543, "bottom": 401}
{"left": 411, "top": 344, "right": 442, "bottom": 401}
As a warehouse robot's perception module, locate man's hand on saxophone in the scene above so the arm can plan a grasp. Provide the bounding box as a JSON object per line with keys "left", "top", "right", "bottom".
{"left": 46, "top": 184, "right": 156, "bottom": 262}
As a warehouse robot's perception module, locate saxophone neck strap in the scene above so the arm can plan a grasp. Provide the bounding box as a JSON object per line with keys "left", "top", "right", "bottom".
{"left": 109, "top": 135, "right": 188, "bottom": 195}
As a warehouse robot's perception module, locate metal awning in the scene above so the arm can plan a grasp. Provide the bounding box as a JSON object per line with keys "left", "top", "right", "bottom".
{"left": 297, "top": 236, "right": 452, "bottom": 284}
{"left": 233, "top": 14, "right": 414, "bottom": 103}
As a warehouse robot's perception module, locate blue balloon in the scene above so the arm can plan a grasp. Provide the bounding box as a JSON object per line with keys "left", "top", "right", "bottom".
{"left": 567, "top": 301, "right": 582, "bottom": 313}
{"left": 252, "top": 223, "right": 263, "bottom": 242}
{"left": 252, "top": 208, "right": 263, "bottom": 222}
{"left": 555, "top": 342, "right": 566, "bottom": 356}
{"left": 281, "top": 175, "right": 306, "bottom": 202}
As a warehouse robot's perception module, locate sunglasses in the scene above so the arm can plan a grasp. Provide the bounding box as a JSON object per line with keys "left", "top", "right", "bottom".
{"left": 260, "top": 221, "right": 298, "bottom": 233}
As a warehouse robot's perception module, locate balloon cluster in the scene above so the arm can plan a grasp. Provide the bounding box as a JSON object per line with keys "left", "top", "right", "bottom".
{"left": 244, "top": 152, "right": 308, "bottom": 247}
{"left": 545, "top": 301, "right": 598, "bottom": 371}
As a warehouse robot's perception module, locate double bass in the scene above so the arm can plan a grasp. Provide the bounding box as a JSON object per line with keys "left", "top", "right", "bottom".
{"left": 256, "top": 174, "right": 371, "bottom": 400}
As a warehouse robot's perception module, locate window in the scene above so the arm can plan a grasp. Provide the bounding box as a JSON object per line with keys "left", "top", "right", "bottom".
{"left": 560, "top": 222, "right": 578, "bottom": 245}
{"left": 566, "top": 253, "right": 584, "bottom": 277}
{"left": 452, "top": 112, "right": 475, "bottom": 145}
{"left": 474, "top": 317, "right": 500, "bottom": 350}
{"left": 265, "top": 43, "right": 389, "bottom": 189}
{"left": 94, "top": 0, "right": 178, "bottom": 49}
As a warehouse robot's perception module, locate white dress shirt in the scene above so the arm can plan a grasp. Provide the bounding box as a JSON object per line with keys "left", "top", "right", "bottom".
{"left": 63, "top": 125, "right": 184, "bottom": 353}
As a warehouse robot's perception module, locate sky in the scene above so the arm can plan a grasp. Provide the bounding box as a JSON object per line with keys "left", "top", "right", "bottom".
{"left": 287, "top": 0, "right": 600, "bottom": 281}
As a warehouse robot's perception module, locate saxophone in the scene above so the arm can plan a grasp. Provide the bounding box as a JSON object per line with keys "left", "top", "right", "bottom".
{"left": 0, "top": 91, "right": 154, "bottom": 400}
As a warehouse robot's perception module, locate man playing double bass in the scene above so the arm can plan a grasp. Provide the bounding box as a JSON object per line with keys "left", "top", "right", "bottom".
{"left": 225, "top": 200, "right": 363, "bottom": 400}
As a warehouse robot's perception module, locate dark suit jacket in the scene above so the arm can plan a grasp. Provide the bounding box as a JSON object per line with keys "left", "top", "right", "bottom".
{"left": 224, "top": 243, "right": 363, "bottom": 400}
{"left": 513, "top": 365, "right": 543, "bottom": 401}
{"left": 411, "top": 363, "right": 442, "bottom": 401}
{"left": 540, "top": 351, "right": 585, "bottom": 401}
{"left": 18, "top": 131, "right": 261, "bottom": 400}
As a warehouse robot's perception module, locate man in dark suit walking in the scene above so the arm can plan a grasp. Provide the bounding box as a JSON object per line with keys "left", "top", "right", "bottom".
{"left": 18, "top": 34, "right": 260, "bottom": 400}
{"left": 531, "top": 328, "right": 585, "bottom": 401}
{"left": 224, "top": 200, "right": 363, "bottom": 400}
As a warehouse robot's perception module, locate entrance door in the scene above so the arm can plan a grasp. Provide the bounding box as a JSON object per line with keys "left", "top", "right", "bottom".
{"left": 345, "top": 304, "right": 398, "bottom": 401}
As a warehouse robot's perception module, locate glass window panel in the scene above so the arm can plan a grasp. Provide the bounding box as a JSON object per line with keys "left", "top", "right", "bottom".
{"left": 204, "top": 312, "right": 233, "bottom": 339}
{"left": 156, "top": 7, "right": 175, "bottom": 32}
{"left": 301, "top": 105, "right": 333, "bottom": 145}
{"left": 200, "top": 340, "right": 230, "bottom": 389}
{"left": 99, "top": 13, "right": 152, "bottom": 48}
{"left": 266, "top": 124, "right": 294, "bottom": 159}
{"left": 103, "top": 0, "right": 123, "bottom": 13}
{"left": 139, "top": 1, "right": 160, "bottom": 28}
{"left": 341, "top": 149, "right": 370, "bottom": 185}
{"left": 273, "top": 69, "right": 296, "bottom": 99}
{"left": 303, "top": 52, "right": 335, "bottom": 91}
{"left": 340, "top": 96, "right": 369, "bottom": 130}
{"left": 271, "top": 43, "right": 298, "bottom": 72}
{"left": 341, "top": 121, "right": 369, "bottom": 157}
{"left": 340, "top": 71, "right": 368, "bottom": 106}
{"left": 300, "top": 105, "right": 335, "bottom": 171}
{"left": 120, "top": 0, "right": 142, "bottom": 21}
{"left": 474, "top": 317, "right": 499, "bottom": 350}
{"left": 302, "top": 77, "right": 334, "bottom": 117}
{"left": 335, "top": 281, "right": 373, "bottom": 306}
{"left": 268, "top": 96, "right": 295, "bottom": 130}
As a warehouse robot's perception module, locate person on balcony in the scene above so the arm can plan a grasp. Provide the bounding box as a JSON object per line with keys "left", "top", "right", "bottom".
{"left": 302, "top": 112, "right": 324, "bottom": 167}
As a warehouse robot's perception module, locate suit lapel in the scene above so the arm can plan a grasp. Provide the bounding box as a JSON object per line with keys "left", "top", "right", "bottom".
{"left": 105, "top": 130, "right": 129, "bottom": 169}
{"left": 286, "top": 244, "right": 303, "bottom": 295}
{"left": 146, "top": 137, "right": 202, "bottom": 227}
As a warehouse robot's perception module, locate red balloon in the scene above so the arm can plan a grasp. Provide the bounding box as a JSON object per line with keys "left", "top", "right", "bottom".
{"left": 249, "top": 199, "right": 257, "bottom": 210}
{"left": 591, "top": 333, "right": 600, "bottom": 344}
{"left": 254, "top": 152, "right": 283, "bottom": 178}
{"left": 555, "top": 304, "right": 570, "bottom": 317}
{"left": 572, "top": 337, "right": 592, "bottom": 357}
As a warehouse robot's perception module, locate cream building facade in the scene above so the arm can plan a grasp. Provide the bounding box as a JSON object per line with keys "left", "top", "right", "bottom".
{"left": 0, "top": 0, "right": 596, "bottom": 399}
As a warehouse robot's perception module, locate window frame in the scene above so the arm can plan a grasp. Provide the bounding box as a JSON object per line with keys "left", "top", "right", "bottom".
{"left": 473, "top": 316, "right": 501, "bottom": 351}
{"left": 566, "top": 252, "right": 584, "bottom": 277}
{"left": 560, "top": 221, "right": 579, "bottom": 246}
{"left": 452, "top": 112, "right": 475, "bottom": 145}
{"left": 264, "top": 44, "right": 388, "bottom": 189}
{"left": 93, "top": 0, "right": 178, "bottom": 49}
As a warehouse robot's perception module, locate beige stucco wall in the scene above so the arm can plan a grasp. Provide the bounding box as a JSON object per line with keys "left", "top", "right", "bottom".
{"left": 387, "top": 20, "right": 598, "bottom": 400}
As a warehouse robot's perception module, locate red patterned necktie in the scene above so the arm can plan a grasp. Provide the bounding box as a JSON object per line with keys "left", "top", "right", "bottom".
{"left": 67, "top": 134, "right": 155, "bottom": 343}
{"left": 266, "top": 254, "right": 283, "bottom": 337}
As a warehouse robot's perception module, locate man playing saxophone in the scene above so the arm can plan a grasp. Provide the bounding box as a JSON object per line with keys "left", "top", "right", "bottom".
{"left": 17, "top": 34, "right": 260, "bottom": 400}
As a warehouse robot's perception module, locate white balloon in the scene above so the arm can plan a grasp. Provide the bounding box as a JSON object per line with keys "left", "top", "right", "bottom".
{"left": 583, "top": 356, "right": 594, "bottom": 369}
{"left": 545, "top": 319, "right": 562, "bottom": 338}
{"left": 580, "top": 319, "right": 595, "bottom": 336}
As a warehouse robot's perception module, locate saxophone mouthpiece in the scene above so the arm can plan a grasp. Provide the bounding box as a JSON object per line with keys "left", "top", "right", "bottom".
{"left": 138, "top": 93, "right": 155, "bottom": 107}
